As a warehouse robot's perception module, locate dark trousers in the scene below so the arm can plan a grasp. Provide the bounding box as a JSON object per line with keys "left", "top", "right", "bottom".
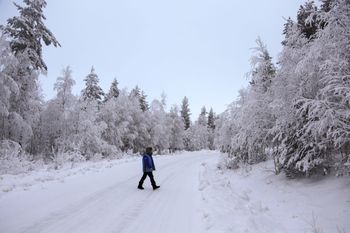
{"left": 139, "top": 172, "right": 157, "bottom": 187}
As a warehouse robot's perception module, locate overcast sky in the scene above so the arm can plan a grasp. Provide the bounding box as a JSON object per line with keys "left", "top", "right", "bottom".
{"left": 0, "top": 0, "right": 304, "bottom": 118}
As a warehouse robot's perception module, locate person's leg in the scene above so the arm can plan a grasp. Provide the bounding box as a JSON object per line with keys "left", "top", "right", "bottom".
{"left": 147, "top": 172, "right": 158, "bottom": 188}
{"left": 138, "top": 172, "right": 147, "bottom": 189}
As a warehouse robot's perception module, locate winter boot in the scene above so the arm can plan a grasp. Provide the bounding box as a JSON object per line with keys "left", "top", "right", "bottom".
{"left": 153, "top": 185, "right": 160, "bottom": 190}
{"left": 138, "top": 185, "right": 144, "bottom": 190}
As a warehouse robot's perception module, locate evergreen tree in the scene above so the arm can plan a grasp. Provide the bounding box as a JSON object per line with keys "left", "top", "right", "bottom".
{"left": 180, "top": 96, "right": 191, "bottom": 130}
{"left": 207, "top": 107, "right": 216, "bottom": 150}
{"left": 1, "top": 0, "right": 60, "bottom": 71}
{"left": 320, "top": 0, "right": 332, "bottom": 12}
{"left": 249, "top": 37, "right": 276, "bottom": 93}
{"left": 130, "top": 86, "right": 149, "bottom": 111}
{"left": 269, "top": 18, "right": 309, "bottom": 175}
{"left": 281, "top": 17, "right": 295, "bottom": 46}
{"left": 226, "top": 38, "right": 276, "bottom": 164}
{"left": 296, "top": 1, "right": 318, "bottom": 40}
{"left": 81, "top": 66, "right": 104, "bottom": 103}
{"left": 130, "top": 85, "right": 141, "bottom": 99}
{"left": 276, "top": 0, "right": 350, "bottom": 176}
{"left": 0, "top": 0, "right": 59, "bottom": 153}
{"left": 207, "top": 107, "right": 215, "bottom": 130}
{"left": 105, "top": 78, "right": 119, "bottom": 101}
{"left": 140, "top": 90, "right": 149, "bottom": 112}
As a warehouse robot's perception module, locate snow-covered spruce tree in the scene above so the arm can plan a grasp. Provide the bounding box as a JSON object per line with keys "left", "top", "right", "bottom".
{"left": 230, "top": 38, "right": 276, "bottom": 164}
{"left": 296, "top": 0, "right": 319, "bottom": 40}
{"left": 277, "top": 0, "right": 350, "bottom": 176}
{"left": 140, "top": 91, "right": 149, "bottom": 112}
{"left": 269, "top": 19, "right": 310, "bottom": 175}
{"left": 167, "top": 105, "right": 185, "bottom": 152}
{"left": 207, "top": 107, "right": 215, "bottom": 130}
{"left": 180, "top": 96, "right": 191, "bottom": 130}
{"left": 271, "top": 0, "right": 350, "bottom": 177}
{"left": 1, "top": 0, "right": 60, "bottom": 71}
{"left": 0, "top": 0, "right": 59, "bottom": 154}
{"left": 81, "top": 66, "right": 105, "bottom": 103}
{"left": 315, "top": 0, "right": 350, "bottom": 174}
{"left": 195, "top": 106, "right": 210, "bottom": 150}
{"left": 99, "top": 89, "right": 150, "bottom": 154}
{"left": 62, "top": 67, "right": 114, "bottom": 160}
{"left": 180, "top": 96, "right": 192, "bottom": 150}
{"left": 104, "top": 78, "right": 120, "bottom": 101}
{"left": 130, "top": 86, "right": 149, "bottom": 112}
{"left": 207, "top": 107, "right": 216, "bottom": 150}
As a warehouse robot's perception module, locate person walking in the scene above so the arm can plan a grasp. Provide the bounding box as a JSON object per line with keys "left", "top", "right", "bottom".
{"left": 138, "top": 147, "right": 160, "bottom": 190}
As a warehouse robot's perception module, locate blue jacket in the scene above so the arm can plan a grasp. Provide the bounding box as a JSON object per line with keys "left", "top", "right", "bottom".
{"left": 142, "top": 153, "right": 156, "bottom": 172}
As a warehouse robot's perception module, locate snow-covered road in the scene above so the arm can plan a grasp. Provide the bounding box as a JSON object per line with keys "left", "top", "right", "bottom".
{"left": 1, "top": 151, "right": 349, "bottom": 233}
{"left": 0, "top": 151, "right": 217, "bottom": 233}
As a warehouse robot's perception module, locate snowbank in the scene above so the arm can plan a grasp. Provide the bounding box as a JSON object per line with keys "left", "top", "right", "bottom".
{"left": 198, "top": 155, "right": 350, "bottom": 233}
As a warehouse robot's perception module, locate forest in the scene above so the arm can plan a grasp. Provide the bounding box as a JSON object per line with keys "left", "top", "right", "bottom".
{"left": 0, "top": 0, "right": 349, "bottom": 178}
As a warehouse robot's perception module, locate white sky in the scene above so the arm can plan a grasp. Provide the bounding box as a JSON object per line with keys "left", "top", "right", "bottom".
{"left": 0, "top": 0, "right": 304, "bottom": 118}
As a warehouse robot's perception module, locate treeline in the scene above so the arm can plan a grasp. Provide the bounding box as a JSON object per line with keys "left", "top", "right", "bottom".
{"left": 216, "top": 0, "right": 350, "bottom": 177}
{"left": 0, "top": 0, "right": 217, "bottom": 171}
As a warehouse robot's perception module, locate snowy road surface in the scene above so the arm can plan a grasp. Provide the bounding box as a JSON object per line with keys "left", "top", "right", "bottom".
{"left": 0, "top": 151, "right": 216, "bottom": 233}
{"left": 1, "top": 151, "right": 349, "bottom": 233}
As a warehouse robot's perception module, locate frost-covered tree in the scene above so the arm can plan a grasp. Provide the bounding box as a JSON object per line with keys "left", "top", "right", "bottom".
{"left": 226, "top": 38, "right": 276, "bottom": 164}
{"left": 0, "top": 34, "right": 20, "bottom": 141}
{"left": 207, "top": 107, "right": 216, "bottom": 150}
{"left": 249, "top": 37, "right": 276, "bottom": 93}
{"left": 125, "top": 91, "right": 151, "bottom": 152}
{"left": 0, "top": 0, "right": 59, "bottom": 153}
{"left": 54, "top": 66, "right": 76, "bottom": 112}
{"left": 180, "top": 96, "right": 191, "bottom": 130}
{"left": 167, "top": 105, "right": 184, "bottom": 152}
{"left": 1, "top": 0, "right": 60, "bottom": 71}
{"left": 185, "top": 107, "right": 210, "bottom": 151}
{"left": 207, "top": 108, "right": 215, "bottom": 130}
{"left": 0, "top": 33, "right": 34, "bottom": 152}
{"left": 274, "top": 0, "right": 350, "bottom": 176}
{"left": 149, "top": 99, "right": 170, "bottom": 153}
{"left": 268, "top": 19, "right": 310, "bottom": 175}
{"left": 140, "top": 91, "right": 149, "bottom": 112}
{"left": 215, "top": 101, "right": 241, "bottom": 154}
{"left": 130, "top": 86, "right": 149, "bottom": 112}
{"left": 81, "top": 67, "right": 104, "bottom": 103}
{"left": 38, "top": 66, "right": 77, "bottom": 154}
{"left": 64, "top": 98, "right": 114, "bottom": 160}
{"left": 105, "top": 78, "right": 119, "bottom": 101}
{"left": 315, "top": 0, "right": 350, "bottom": 168}
{"left": 198, "top": 106, "right": 207, "bottom": 126}
{"left": 297, "top": 1, "right": 319, "bottom": 40}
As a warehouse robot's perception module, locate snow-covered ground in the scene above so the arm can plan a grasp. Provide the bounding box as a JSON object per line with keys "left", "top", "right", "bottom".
{"left": 200, "top": 155, "right": 350, "bottom": 233}
{"left": 0, "top": 151, "right": 349, "bottom": 233}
